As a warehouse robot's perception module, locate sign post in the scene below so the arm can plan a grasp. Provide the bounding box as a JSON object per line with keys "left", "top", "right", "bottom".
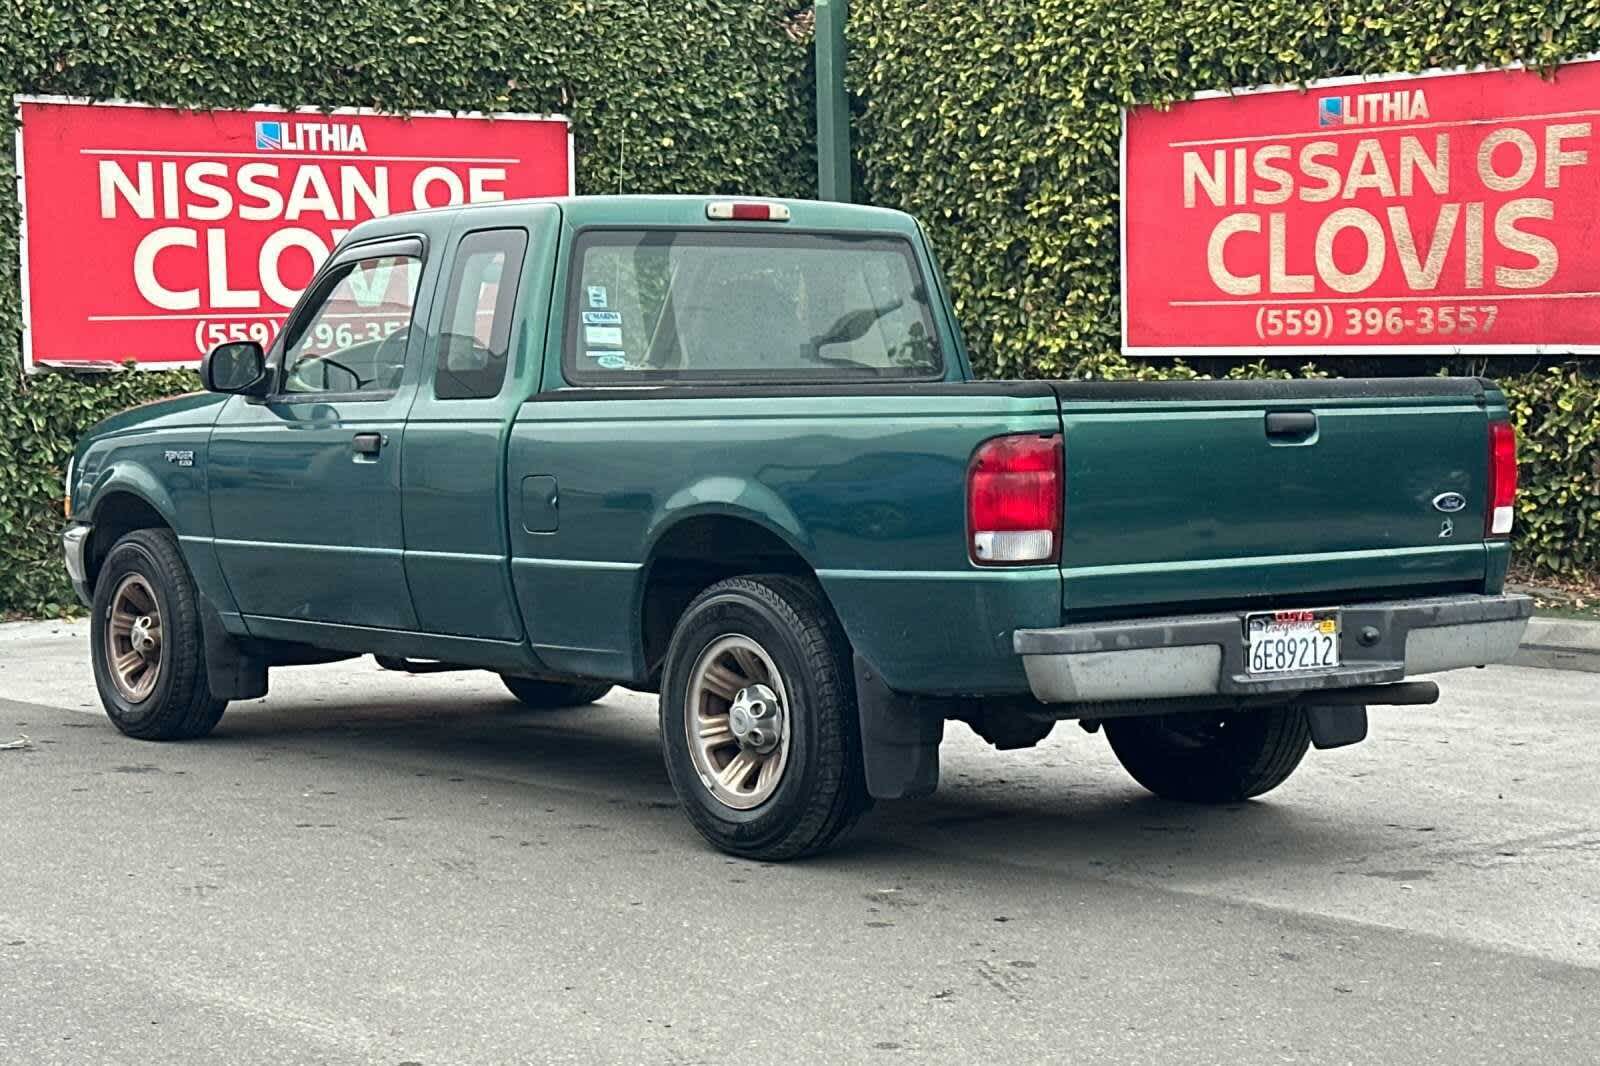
{"left": 14, "top": 98, "right": 572, "bottom": 370}
{"left": 1121, "top": 58, "right": 1600, "bottom": 355}
{"left": 815, "top": 0, "right": 851, "bottom": 203}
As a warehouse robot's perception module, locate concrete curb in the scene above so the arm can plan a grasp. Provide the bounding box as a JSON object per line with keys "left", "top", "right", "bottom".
{"left": 2, "top": 614, "right": 1597, "bottom": 671}
{"left": 0, "top": 617, "right": 88, "bottom": 641}
{"left": 1511, "top": 616, "right": 1600, "bottom": 674}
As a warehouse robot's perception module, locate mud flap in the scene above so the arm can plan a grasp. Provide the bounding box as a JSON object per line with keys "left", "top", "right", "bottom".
{"left": 200, "top": 598, "right": 268, "bottom": 701}
{"left": 1305, "top": 704, "right": 1368, "bottom": 750}
{"left": 854, "top": 654, "right": 943, "bottom": 799}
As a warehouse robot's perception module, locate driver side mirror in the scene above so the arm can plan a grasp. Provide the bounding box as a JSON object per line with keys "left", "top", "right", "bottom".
{"left": 201, "top": 341, "right": 270, "bottom": 396}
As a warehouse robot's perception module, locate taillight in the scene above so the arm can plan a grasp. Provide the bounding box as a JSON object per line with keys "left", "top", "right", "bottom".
{"left": 1487, "top": 421, "right": 1517, "bottom": 537}
{"left": 967, "top": 434, "right": 1063, "bottom": 565}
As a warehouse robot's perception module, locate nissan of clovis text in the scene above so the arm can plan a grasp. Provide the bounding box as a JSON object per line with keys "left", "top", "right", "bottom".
{"left": 62, "top": 196, "right": 1531, "bottom": 858}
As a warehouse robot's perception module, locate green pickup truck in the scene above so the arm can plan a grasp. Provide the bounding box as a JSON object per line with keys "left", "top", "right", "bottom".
{"left": 63, "top": 195, "right": 1531, "bottom": 858}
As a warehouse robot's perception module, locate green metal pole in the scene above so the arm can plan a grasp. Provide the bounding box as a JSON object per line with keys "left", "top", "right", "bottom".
{"left": 815, "top": 0, "right": 851, "bottom": 202}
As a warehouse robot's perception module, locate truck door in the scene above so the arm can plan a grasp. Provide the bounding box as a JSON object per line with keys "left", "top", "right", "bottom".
{"left": 399, "top": 204, "right": 559, "bottom": 639}
{"left": 208, "top": 236, "right": 432, "bottom": 630}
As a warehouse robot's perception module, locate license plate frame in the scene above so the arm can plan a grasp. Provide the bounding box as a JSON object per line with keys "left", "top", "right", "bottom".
{"left": 1245, "top": 609, "right": 1341, "bottom": 675}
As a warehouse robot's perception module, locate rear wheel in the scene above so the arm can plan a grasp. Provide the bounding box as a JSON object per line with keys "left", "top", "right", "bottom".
{"left": 499, "top": 675, "right": 612, "bottom": 709}
{"left": 1104, "top": 706, "right": 1310, "bottom": 803}
{"left": 90, "top": 529, "right": 226, "bottom": 740}
{"left": 660, "top": 574, "right": 869, "bottom": 860}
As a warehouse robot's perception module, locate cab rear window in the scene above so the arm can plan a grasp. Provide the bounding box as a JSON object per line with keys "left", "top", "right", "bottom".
{"left": 564, "top": 230, "right": 943, "bottom": 383}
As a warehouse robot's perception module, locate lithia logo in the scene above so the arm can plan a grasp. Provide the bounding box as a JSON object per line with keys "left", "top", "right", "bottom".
{"left": 1316, "top": 88, "right": 1429, "bottom": 128}
{"left": 254, "top": 119, "right": 369, "bottom": 152}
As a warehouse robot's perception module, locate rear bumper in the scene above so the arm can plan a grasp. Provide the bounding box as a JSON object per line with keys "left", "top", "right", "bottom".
{"left": 1013, "top": 593, "right": 1533, "bottom": 704}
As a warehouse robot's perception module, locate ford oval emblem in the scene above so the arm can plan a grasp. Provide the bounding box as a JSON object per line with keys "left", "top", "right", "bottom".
{"left": 1432, "top": 492, "right": 1467, "bottom": 513}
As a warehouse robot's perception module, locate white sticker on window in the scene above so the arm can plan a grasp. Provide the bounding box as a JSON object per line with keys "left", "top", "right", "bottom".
{"left": 584, "top": 326, "right": 623, "bottom": 347}
{"left": 585, "top": 349, "right": 626, "bottom": 361}
{"left": 582, "top": 311, "right": 622, "bottom": 326}
{"left": 587, "top": 286, "right": 608, "bottom": 308}
{"left": 596, "top": 354, "right": 628, "bottom": 370}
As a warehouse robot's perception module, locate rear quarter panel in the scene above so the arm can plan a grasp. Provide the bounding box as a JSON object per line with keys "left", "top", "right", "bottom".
{"left": 508, "top": 390, "right": 1062, "bottom": 693}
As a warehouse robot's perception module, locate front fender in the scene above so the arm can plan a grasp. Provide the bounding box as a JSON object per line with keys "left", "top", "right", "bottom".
{"left": 86, "top": 462, "right": 183, "bottom": 530}
{"left": 79, "top": 450, "right": 242, "bottom": 625}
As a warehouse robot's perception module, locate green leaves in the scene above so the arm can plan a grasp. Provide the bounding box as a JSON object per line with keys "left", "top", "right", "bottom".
{"left": 1500, "top": 367, "right": 1600, "bottom": 575}
{"left": 0, "top": 0, "right": 1595, "bottom": 613}
{"left": 850, "top": 0, "right": 1600, "bottom": 576}
{"left": 0, "top": 0, "right": 813, "bottom": 614}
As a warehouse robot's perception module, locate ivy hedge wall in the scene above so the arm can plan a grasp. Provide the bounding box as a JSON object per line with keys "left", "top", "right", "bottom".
{"left": 849, "top": 0, "right": 1600, "bottom": 576}
{"left": 2, "top": 0, "right": 1597, "bottom": 615}
{"left": 0, "top": 0, "right": 813, "bottom": 614}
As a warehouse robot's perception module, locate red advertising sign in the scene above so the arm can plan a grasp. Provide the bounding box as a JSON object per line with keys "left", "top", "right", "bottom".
{"left": 14, "top": 97, "right": 572, "bottom": 369}
{"left": 1121, "top": 58, "right": 1600, "bottom": 354}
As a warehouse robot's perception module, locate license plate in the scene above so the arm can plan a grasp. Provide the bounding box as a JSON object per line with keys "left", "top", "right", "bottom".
{"left": 1246, "top": 609, "right": 1340, "bottom": 675}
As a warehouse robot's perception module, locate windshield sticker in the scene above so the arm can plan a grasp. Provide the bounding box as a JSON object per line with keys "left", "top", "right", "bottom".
{"left": 585, "top": 348, "right": 626, "bottom": 361}
{"left": 586, "top": 285, "right": 608, "bottom": 309}
{"left": 584, "top": 325, "right": 623, "bottom": 347}
{"left": 582, "top": 311, "right": 622, "bottom": 326}
{"left": 595, "top": 354, "right": 629, "bottom": 370}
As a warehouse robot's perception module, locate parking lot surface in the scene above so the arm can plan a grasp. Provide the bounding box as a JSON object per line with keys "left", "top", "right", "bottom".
{"left": 2, "top": 619, "right": 1597, "bottom": 1064}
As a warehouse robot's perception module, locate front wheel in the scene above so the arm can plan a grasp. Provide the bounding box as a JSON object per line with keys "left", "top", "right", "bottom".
{"left": 90, "top": 529, "right": 227, "bottom": 740}
{"left": 660, "top": 575, "right": 870, "bottom": 860}
{"left": 1104, "top": 706, "right": 1310, "bottom": 803}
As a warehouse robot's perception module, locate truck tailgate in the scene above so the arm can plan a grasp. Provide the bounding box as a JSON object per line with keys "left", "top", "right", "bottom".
{"left": 1051, "top": 377, "right": 1497, "bottom": 618}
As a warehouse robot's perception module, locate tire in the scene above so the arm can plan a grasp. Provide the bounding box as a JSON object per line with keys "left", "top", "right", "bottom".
{"left": 660, "top": 574, "right": 870, "bottom": 861}
{"left": 500, "top": 675, "right": 612, "bottom": 709}
{"left": 1104, "top": 705, "right": 1311, "bottom": 803}
{"left": 90, "top": 528, "right": 227, "bottom": 741}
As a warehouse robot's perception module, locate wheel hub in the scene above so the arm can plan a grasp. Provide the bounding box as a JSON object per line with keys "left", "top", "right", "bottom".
{"left": 105, "top": 573, "right": 163, "bottom": 704}
{"left": 728, "top": 683, "right": 783, "bottom": 754}
{"left": 130, "top": 616, "right": 159, "bottom": 655}
{"left": 685, "top": 634, "right": 793, "bottom": 811}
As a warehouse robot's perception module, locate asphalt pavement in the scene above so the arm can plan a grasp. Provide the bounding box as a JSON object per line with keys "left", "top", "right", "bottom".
{"left": 1, "top": 618, "right": 1597, "bottom": 1065}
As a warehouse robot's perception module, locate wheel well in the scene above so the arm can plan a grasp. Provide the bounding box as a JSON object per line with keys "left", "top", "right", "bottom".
{"left": 638, "top": 516, "right": 817, "bottom": 686}
{"left": 87, "top": 492, "right": 169, "bottom": 592}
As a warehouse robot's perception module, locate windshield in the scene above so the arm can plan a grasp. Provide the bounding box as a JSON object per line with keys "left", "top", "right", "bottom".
{"left": 565, "top": 230, "right": 944, "bottom": 383}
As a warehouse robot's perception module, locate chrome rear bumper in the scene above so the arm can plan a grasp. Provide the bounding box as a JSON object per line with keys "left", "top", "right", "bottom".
{"left": 1014, "top": 593, "right": 1533, "bottom": 704}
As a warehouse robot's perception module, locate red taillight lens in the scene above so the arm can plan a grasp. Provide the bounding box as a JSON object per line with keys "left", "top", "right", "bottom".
{"left": 1487, "top": 421, "right": 1518, "bottom": 537}
{"left": 967, "top": 434, "right": 1063, "bottom": 565}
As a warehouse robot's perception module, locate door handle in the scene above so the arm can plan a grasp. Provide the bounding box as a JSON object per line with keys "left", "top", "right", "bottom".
{"left": 1264, "top": 412, "right": 1317, "bottom": 439}
{"left": 351, "top": 432, "right": 385, "bottom": 457}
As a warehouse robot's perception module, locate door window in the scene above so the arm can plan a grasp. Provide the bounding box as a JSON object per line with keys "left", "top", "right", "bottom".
{"left": 434, "top": 229, "right": 528, "bottom": 400}
{"left": 282, "top": 253, "right": 422, "bottom": 394}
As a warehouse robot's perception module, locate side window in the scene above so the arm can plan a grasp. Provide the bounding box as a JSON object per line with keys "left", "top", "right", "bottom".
{"left": 434, "top": 229, "right": 528, "bottom": 400}
{"left": 282, "top": 253, "right": 422, "bottom": 394}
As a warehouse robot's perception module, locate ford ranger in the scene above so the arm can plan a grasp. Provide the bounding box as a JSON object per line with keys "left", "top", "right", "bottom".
{"left": 62, "top": 195, "right": 1531, "bottom": 858}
